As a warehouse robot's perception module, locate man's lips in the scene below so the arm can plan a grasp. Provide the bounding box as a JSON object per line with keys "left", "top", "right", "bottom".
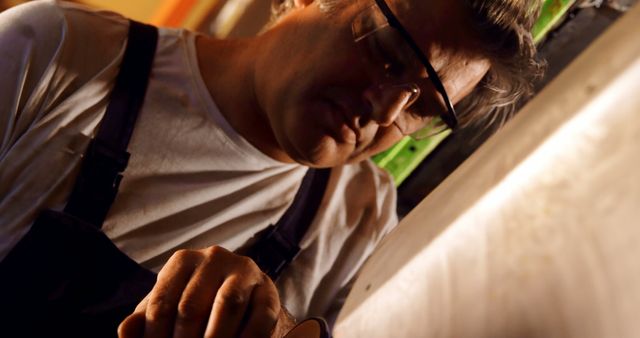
{"left": 326, "top": 99, "right": 360, "bottom": 144}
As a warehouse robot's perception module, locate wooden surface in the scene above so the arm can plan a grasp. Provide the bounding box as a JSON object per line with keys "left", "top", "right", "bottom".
{"left": 334, "top": 3, "right": 640, "bottom": 338}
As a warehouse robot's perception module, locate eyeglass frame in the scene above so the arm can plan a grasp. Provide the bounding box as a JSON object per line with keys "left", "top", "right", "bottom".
{"left": 365, "top": 0, "right": 459, "bottom": 133}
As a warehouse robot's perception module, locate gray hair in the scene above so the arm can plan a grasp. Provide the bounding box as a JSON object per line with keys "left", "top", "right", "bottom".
{"left": 271, "top": 0, "right": 346, "bottom": 18}
{"left": 271, "top": 0, "right": 545, "bottom": 128}
{"left": 456, "top": 0, "right": 545, "bottom": 127}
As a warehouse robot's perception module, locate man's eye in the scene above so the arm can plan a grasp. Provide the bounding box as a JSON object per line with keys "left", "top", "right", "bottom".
{"left": 405, "top": 97, "right": 429, "bottom": 119}
{"left": 383, "top": 62, "right": 405, "bottom": 78}
{"left": 371, "top": 37, "right": 405, "bottom": 77}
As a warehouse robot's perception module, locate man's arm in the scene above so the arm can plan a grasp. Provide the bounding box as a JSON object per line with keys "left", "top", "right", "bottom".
{"left": 0, "top": 0, "right": 71, "bottom": 262}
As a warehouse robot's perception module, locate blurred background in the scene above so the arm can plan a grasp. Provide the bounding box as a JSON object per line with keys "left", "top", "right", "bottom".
{"left": 2, "top": 0, "right": 637, "bottom": 217}
{"left": 0, "top": 0, "right": 277, "bottom": 38}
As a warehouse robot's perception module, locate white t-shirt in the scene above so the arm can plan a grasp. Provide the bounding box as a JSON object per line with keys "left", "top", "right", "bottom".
{"left": 0, "top": 0, "right": 397, "bottom": 320}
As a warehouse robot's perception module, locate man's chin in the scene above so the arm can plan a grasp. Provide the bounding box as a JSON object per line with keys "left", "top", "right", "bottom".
{"left": 292, "top": 154, "right": 347, "bottom": 168}
{"left": 286, "top": 136, "right": 357, "bottom": 168}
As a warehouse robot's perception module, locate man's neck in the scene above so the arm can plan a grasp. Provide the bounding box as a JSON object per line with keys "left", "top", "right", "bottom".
{"left": 195, "top": 35, "right": 294, "bottom": 163}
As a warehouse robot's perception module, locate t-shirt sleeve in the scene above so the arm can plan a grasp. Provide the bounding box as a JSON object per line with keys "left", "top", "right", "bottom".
{"left": 0, "top": 0, "right": 67, "bottom": 153}
{"left": 0, "top": 0, "right": 129, "bottom": 261}
{"left": 0, "top": 0, "right": 128, "bottom": 154}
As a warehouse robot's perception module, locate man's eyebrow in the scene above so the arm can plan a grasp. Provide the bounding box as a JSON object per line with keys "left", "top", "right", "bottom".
{"left": 392, "top": 0, "right": 412, "bottom": 13}
{"left": 318, "top": 0, "right": 347, "bottom": 16}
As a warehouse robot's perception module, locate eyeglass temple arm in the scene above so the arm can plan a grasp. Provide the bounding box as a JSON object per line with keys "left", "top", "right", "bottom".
{"left": 373, "top": 0, "right": 458, "bottom": 129}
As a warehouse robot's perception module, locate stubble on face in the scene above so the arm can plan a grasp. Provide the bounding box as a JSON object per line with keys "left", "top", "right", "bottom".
{"left": 254, "top": 2, "right": 396, "bottom": 167}
{"left": 254, "top": 0, "right": 490, "bottom": 167}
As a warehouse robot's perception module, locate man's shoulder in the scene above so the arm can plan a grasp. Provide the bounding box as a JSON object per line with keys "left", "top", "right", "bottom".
{"left": 325, "top": 160, "right": 398, "bottom": 231}
{"left": 0, "top": 1, "right": 67, "bottom": 56}
{"left": 0, "top": 0, "right": 130, "bottom": 81}
{"left": 1, "top": 1, "right": 124, "bottom": 36}
{"left": 330, "top": 159, "right": 396, "bottom": 197}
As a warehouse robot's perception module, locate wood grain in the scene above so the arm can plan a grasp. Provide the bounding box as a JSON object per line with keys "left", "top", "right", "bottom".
{"left": 335, "top": 4, "right": 640, "bottom": 338}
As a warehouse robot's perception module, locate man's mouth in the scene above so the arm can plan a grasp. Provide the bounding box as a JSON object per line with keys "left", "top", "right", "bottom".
{"left": 326, "top": 99, "right": 360, "bottom": 145}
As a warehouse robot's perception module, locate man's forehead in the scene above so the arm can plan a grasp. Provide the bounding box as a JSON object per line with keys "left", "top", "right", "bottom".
{"left": 385, "top": 0, "right": 476, "bottom": 62}
{"left": 387, "top": 0, "right": 468, "bottom": 40}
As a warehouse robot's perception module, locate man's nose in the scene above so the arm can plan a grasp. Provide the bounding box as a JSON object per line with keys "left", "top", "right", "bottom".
{"left": 363, "top": 84, "right": 419, "bottom": 127}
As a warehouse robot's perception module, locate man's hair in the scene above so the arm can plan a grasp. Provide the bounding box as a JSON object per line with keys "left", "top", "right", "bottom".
{"left": 456, "top": 0, "right": 545, "bottom": 127}
{"left": 271, "top": 0, "right": 346, "bottom": 18}
{"left": 271, "top": 0, "right": 545, "bottom": 128}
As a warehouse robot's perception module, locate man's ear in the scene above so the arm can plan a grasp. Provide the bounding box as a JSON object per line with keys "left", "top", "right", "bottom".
{"left": 293, "top": 0, "right": 315, "bottom": 8}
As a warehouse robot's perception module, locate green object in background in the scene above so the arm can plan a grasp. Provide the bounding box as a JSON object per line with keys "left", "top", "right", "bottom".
{"left": 374, "top": 0, "right": 576, "bottom": 186}
{"left": 532, "top": 0, "right": 576, "bottom": 44}
{"left": 373, "top": 131, "right": 451, "bottom": 186}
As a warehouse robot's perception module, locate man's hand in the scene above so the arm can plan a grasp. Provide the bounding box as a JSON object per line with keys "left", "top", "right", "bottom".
{"left": 118, "top": 246, "right": 282, "bottom": 338}
{"left": 271, "top": 307, "right": 298, "bottom": 338}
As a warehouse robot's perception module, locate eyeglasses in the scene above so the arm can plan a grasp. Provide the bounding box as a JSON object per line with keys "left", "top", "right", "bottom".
{"left": 351, "top": 0, "right": 458, "bottom": 139}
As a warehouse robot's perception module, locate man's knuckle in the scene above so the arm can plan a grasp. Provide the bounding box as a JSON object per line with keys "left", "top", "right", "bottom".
{"left": 240, "top": 255, "right": 258, "bottom": 270}
{"left": 171, "top": 249, "right": 193, "bottom": 262}
{"left": 217, "top": 288, "right": 247, "bottom": 310}
{"left": 205, "top": 245, "right": 226, "bottom": 257}
{"left": 262, "top": 300, "right": 280, "bottom": 321}
{"left": 260, "top": 271, "right": 273, "bottom": 284}
{"left": 177, "top": 298, "right": 202, "bottom": 322}
{"left": 146, "top": 298, "right": 174, "bottom": 321}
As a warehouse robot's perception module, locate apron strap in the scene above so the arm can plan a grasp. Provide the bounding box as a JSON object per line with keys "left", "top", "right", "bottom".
{"left": 247, "top": 167, "right": 331, "bottom": 280}
{"left": 64, "top": 21, "right": 158, "bottom": 227}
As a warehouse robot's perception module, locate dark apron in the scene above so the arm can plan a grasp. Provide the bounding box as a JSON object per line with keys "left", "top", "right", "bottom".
{"left": 0, "top": 20, "right": 330, "bottom": 338}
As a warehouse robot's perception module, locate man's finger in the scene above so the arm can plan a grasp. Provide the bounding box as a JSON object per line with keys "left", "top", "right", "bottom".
{"left": 119, "top": 295, "right": 150, "bottom": 338}
{"left": 134, "top": 294, "right": 150, "bottom": 312}
{"left": 118, "top": 312, "right": 146, "bottom": 338}
{"left": 172, "top": 256, "right": 225, "bottom": 338}
{"left": 238, "top": 277, "right": 281, "bottom": 338}
{"left": 144, "top": 249, "right": 201, "bottom": 338}
{"left": 204, "top": 271, "right": 256, "bottom": 337}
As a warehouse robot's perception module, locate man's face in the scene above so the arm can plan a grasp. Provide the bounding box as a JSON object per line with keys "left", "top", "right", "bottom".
{"left": 253, "top": 0, "right": 490, "bottom": 167}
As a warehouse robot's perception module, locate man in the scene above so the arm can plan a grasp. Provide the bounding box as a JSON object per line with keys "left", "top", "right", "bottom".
{"left": 0, "top": 0, "right": 542, "bottom": 337}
